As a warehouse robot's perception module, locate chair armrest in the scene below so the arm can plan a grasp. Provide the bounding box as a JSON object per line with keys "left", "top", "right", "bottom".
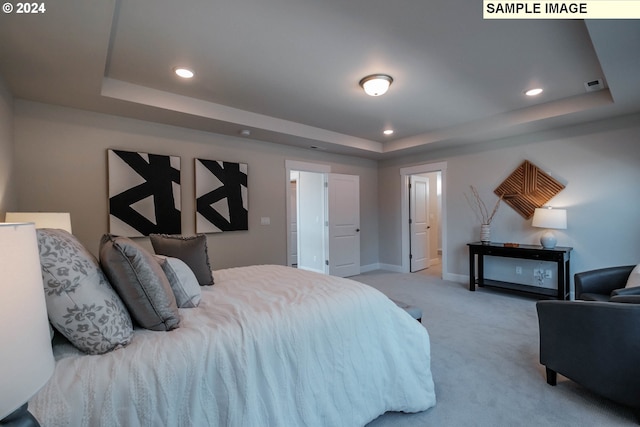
{"left": 536, "top": 300, "right": 640, "bottom": 409}
{"left": 574, "top": 265, "right": 635, "bottom": 298}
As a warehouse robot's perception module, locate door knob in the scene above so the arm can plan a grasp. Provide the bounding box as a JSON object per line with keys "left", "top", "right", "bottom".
{"left": 356, "top": 229, "right": 360, "bottom": 232}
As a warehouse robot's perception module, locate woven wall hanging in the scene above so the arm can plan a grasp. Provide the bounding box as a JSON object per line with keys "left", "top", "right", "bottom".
{"left": 494, "top": 160, "right": 565, "bottom": 219}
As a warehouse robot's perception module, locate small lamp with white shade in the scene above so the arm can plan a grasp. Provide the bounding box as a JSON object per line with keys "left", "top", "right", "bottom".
{"left": 0, "top": 222, "right": 55, "bottom": 426}
{"left": 532, "top": 207, "right": 567, "bottom": 249}
{"left": 4, "top": 212, "right": 72, "bottom": 233}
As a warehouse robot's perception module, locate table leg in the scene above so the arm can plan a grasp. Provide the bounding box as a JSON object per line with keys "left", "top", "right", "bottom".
{"left": 565, "top": 259, "right": 571, "bottom": 300}
{"left": 469, "top": 250, "right": 476, "bottom": 291}
{"left": 557, "top": 258, "right": 566, "bottom": 300}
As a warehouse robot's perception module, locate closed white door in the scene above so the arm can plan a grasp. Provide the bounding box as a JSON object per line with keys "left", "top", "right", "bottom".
{"left": 410, "top": 175, "right": 430, "bottom": 272}
{"left": 328, "top": 173, "right": 360, "bottom": 277}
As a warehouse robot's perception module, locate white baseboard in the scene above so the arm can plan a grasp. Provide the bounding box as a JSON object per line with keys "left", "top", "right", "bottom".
{"left": 378, "top": 263, "right": 404, "bottom": 273}
{"left": 361, "top": 265, "right": 467, "bottom": 282}
{"left": 360, "top": 263, "right": 404, "bottom": 273}
{"left": 444, "top": 272, "right": 468, "bottom": 284}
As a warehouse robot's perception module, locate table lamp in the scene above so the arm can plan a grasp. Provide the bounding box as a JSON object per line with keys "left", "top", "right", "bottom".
{"left": 0, "top": 222, "right": 55, "bottom": 426}
{"left": 532, "top": 207, "right": 567, "bottom": 249}
{"left": 4, "top": 212, "right": 72, "bottom": 233}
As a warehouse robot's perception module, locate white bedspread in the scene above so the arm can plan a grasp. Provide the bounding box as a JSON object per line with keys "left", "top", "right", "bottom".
{"left": 30, "top": 265, "right": 436, "bottom": 426}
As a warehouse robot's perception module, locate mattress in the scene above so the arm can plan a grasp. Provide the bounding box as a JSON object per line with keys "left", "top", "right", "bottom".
{"left": 30, "top": 265, "right": 436, "bottom": 426}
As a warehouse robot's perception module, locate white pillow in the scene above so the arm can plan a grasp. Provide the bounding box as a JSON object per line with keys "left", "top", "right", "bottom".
{"left": 155, "top": 255, "right": 202, "bottom": 308}
{"left": 625, "top": 264, "right": 640, "bottom": 288}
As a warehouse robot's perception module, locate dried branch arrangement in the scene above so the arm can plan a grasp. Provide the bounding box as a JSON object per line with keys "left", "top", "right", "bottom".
{"left": 465, "top": 185, "right": 503, "bottom": 225}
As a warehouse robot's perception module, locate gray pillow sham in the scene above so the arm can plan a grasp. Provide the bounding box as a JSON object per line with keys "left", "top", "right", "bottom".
{"left": 155, "top": 255, "right": 202, "bottom": 308}
{"left": 149, "top": 234, "right": 214, "bottom": 286}
{"left": 99, "top": 234, "right": 180, "bottom": 331}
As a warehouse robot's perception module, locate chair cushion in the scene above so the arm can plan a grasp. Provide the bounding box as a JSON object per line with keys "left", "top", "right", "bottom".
{"left": 580, "top": 293, "right": 610, "bottom": 302}
{"left": 625, "top": 264, "right": 640, "bottom": 288}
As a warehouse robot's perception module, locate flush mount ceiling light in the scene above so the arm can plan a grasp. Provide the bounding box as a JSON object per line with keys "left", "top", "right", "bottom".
{"left": 359, "top": 74, "right": 393, "bottom": 96}
{"left": 174, "top": 67, "right": 194, "bottom": 79}
{"left": 525, "top": 88, "right": 543, "bottom": 96}
{"left": 383, "top": 129, "right": 394, "bottom": 135}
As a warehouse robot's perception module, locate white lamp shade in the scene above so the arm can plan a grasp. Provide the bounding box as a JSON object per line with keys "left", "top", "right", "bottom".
{"left": 5, "top": 212, "right": 72, "bottom": 233}
{"left": 0, "top": 223, "right": 55, "bottom": 419}
{"left": 531, "top": 208, "right": 567, "bottom": 230}
{"left": 359, "top": 74, "right": 393, "bottom": 96}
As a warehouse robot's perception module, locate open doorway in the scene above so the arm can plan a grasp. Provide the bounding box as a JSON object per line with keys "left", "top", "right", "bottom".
{"left": 285, "top": 160, "right": 330, "bottom": 273}
{"left": 409, "top": 173, "right": 442, "bottom": 275}
{"left": 400, "top": 162, "right": 447, "bottom": 278}
{"left": 290, "top": 170, "right": 327, "bottom": 273}
{"left": 285, "top": 161, "right": 361, "bottom": 278}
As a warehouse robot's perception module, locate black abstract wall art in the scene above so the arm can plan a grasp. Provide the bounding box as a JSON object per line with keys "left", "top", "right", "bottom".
{"left": 108, "top": 149, "right": 181, "bottom": 236}
{"left": 195, "top": 159, "right": 248, "bottom": 233}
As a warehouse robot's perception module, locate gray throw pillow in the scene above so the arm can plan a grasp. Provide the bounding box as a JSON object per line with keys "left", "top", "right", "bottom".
{"left": 155, "top": 255, "right": 202, "bottom": 308}
{"left": 99, "top": 234, "right": 180, "bottom": 331}
{"left": 36, "top": 229, "right": 133, "bottom": 354}
{"left": 149, "top": 234, "right": 214, "bottom": 286}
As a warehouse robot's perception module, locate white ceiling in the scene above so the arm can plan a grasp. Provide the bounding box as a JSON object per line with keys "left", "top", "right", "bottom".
{"left": 1, "top": 0, "right": 639, "bottom": 159}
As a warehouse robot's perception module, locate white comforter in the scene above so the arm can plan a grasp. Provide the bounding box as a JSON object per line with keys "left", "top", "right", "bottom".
{"left": 30, "top": 265, "right": 436, "bottom": 426}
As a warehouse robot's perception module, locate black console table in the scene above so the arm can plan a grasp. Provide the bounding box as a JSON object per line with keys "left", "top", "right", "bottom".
{"left": 468, "top": 242, "right": 572, "bottom": 300}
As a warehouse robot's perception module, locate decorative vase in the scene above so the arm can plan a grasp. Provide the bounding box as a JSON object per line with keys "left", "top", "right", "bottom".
{"left": 480, "top": 224, "right": 491, "bottom": 244}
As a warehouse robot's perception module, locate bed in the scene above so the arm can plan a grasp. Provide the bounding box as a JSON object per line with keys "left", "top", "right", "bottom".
{"left": 29, "top": 233, "right": 435, "bottom": 427}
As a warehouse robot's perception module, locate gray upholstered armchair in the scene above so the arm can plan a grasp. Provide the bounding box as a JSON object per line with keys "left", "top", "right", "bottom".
{"left": 537, "top": 300, "right": 640, "bottom": 420}
{"left": 576, "top": 265, "right": 638, "bottom": 302}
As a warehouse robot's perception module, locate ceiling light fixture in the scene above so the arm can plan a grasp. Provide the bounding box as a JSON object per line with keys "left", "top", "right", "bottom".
{"left": 525, "top": 88, "right": 543, "bottom": 96}
{"left": 359, "top": 74, "right": 393, "bottom": 97}
{"left": 174, "top": 67, "right": 194, "bottom": 79}
{"left": 383, "top": 129, "right": 394, "bottom": 135}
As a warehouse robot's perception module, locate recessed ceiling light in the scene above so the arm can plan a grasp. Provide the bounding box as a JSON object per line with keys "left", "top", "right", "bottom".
{"left": 525, "top": 88, "right": 543, "bottom": 96}
{"left": 174, "top": 67, "right": 194, "bottom": 79}
{"left": 383, "top": 129, "right": 394, "bottom": 135}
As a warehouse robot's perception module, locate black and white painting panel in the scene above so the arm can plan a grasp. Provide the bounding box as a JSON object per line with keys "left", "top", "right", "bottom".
{"left": 195, "top": 159, "right": 248, "bottom": 233}
{"left": 108, "top": 149, "right": 181, "bottom": 237}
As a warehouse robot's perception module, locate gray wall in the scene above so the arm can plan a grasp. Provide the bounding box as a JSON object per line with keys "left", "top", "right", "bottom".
{"left": 9, "top": 98, "right": 640, "bottom": 283}
{"left": 379, "top": 113, "right": 640, "bottom": 287}
{"left": 0, "top": 76, "right": 16, "bottom": 217}
{"left": 13, "top": 100, "right": 379, "bottom": 270}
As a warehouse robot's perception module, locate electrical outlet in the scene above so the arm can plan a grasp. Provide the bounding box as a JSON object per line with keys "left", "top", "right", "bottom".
{"left": 516, "top": 266, "right": 522, "bottom": 275}
{"left": 545, "top": 269, "right": 553, "bottom": 279}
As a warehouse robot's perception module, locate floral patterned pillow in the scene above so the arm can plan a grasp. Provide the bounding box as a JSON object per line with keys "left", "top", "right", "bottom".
{"left": 36, "top": 229, "right": 133, "bottom": 354}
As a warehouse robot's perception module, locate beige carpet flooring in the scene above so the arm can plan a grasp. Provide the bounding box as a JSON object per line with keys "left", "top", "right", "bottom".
{"left": 354, "top": 270, "right": 637, "bottom": 427}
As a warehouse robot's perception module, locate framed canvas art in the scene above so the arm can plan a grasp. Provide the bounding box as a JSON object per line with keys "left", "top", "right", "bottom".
{"left": 195, "top": 159, "right": 248, "bottom": 233}
{"left": 108, "top": 149, "right": 181, "bottom": 236}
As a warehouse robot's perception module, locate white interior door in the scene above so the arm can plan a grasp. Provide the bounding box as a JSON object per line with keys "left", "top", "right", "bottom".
{"left": 410, "top": 175, "right": 430, "bottom": 272}
{"left": 328, "top": 173, "right": 360, "bottom": 277}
